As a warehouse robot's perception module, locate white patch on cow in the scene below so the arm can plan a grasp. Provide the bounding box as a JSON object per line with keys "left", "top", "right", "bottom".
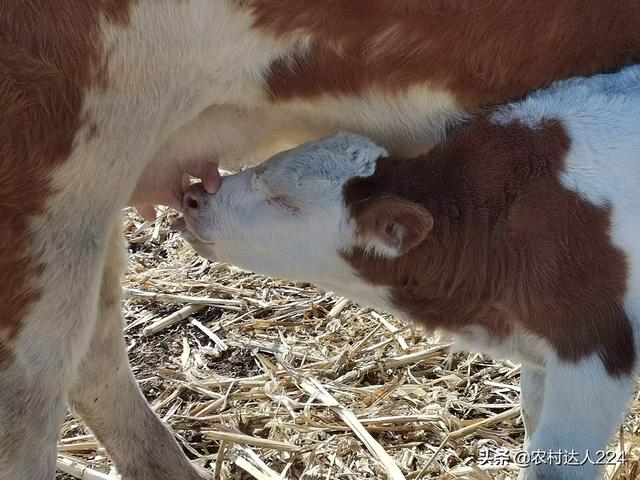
{"left": 102, "top": 0, "right": 306, "bottom": 109}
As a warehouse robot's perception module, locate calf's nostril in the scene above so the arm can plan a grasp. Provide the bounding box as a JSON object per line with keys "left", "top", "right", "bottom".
{"left": 186, "top": 196, "right": 199, "bottom": 210}
{"left": 183, "top": 184, "right": 206, "bottom": 213}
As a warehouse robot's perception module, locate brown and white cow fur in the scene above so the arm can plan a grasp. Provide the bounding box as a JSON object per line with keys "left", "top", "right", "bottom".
{"left": 3, "top": 1, "right": 640, "bottom": 479}
{"left": 180, "top": 66, "right": 640, "bottom": 480}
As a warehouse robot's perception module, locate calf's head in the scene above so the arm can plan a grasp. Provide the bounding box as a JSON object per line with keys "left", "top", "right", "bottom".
{"left": 178, "top": 133, "right": 433, "bottom": 305}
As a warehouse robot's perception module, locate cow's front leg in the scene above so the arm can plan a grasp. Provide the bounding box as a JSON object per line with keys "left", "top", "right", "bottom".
{"left": 518, "top": 354, "right": 634, "bottom": 480}
{"left": 69, "top": 227, "right": 208, "bottom": 480}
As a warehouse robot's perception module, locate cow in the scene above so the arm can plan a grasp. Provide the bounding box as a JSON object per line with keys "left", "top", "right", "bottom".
{"left": 3, "top": 1, "right": 640, "bottom": 478}
{"left": 178, "top": 64, "right": 640, "bottom": 480}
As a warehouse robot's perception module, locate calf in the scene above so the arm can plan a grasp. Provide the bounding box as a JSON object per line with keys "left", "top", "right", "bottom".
{"left": 179, "top": 65, "right": 640, "bottom": 480}
{"left": 5, "top": 1, "right": 640, "bottom": 479}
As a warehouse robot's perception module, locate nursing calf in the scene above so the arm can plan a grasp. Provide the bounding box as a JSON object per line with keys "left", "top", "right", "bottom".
{"left": 180, "top": 66, "right": 640, "bottom": 479}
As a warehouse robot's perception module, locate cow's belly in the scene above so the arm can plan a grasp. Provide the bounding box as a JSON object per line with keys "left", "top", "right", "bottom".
{"left": 276, "top": 85, "right": 468, "bottom": 157}
{"left": 131, "top": 86, "right": 466, "bottom": 210}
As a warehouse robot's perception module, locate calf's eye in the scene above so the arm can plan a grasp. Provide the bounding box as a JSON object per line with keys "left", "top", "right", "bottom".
{"left": 267, "top": 195, "right": 300, "bottom": 214}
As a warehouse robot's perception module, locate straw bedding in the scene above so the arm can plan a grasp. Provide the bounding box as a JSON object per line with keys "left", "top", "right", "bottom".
{"left": 56, "top": 208, "right": 640, "bottom": 480}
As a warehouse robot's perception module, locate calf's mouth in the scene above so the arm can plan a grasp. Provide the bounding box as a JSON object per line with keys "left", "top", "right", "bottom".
{"left": 172, "top": 215, "right": 216, "bottom": 246}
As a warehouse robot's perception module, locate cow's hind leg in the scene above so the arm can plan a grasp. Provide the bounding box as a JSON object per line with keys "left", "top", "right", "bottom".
{"left": 0, "top": 125, "right": 202, "bottom": 479}
{"left": 69, "top": 227, "right": 208, "bottom": 480}
{"left": 0, "top": 208, "right": 114, "bottom": 479}
{"left": 0, "top": 337, "right": 70, "bottom": 480}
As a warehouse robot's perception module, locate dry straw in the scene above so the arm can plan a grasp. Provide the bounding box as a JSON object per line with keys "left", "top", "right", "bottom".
{"left": 57, "top": 208, "right": 640, "bottom": 479}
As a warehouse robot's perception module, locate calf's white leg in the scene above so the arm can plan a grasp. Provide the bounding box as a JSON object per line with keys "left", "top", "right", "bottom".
{"left": 520, "top": 365, "right": 546, "bottom": 451}
{"left": 519, "top": 354, "right": 634, "bottom": 480}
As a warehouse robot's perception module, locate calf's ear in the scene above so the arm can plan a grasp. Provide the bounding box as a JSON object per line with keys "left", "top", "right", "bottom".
{"left": 353, "top": 196, "right": 433, "bottom": 257}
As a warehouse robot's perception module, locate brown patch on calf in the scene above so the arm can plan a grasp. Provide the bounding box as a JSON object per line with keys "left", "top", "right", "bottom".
{"left": 344, "top": 119, "right": 635, "bottom": 376}
{"left": 0, "top": 341, "right": 13, "bottom": 371}
{"left": 243, "top": 0, "right": 640, "bottom": 106}
{"left": 0, "top": 1, "right": 133, "bottom": 364}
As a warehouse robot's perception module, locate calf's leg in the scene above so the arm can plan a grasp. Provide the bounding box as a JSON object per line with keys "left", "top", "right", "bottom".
{"left": 519, "top": 354, "right": 634, "bottom": 480}
{"left": 520, "top": 366, "right": 546, "bottom": 450}
{"left": 69, "top": 228, "right": 208, "bottom": 480}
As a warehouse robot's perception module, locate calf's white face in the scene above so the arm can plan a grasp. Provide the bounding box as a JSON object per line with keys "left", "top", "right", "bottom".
{"left": 179, "top": 133, "right": 389, "bottom": 292}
